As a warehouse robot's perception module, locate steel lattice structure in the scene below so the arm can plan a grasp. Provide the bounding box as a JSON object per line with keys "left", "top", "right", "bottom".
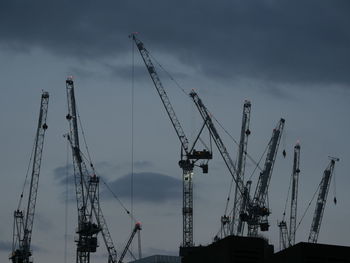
{"left": 131, "top": 34, "right": 212, "bottom": 249}
{"left": 66, "top": 78, "right": 118, "bottom": 263}
{"left": 308, "top": 157, "right": 339, "bottom": 243}
{"left": 10, "top": 91, "right": 49, "bottom": 263}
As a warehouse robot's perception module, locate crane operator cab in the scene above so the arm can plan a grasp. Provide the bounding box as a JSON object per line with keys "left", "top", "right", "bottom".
{"left": 188, "top": 149, "right": 212, "bottom": 160}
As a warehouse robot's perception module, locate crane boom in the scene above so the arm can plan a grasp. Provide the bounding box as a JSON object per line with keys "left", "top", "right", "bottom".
{"left": 118, "top": 223, "right": 142, "bottom": 263}
{"left": 66, "top": 78, "right": 118, "bottom": 263}
{"left": 131, "top": 34, "right": 189, "bottom": 153}
{"left": 248, "top": 118, "right": 284, "bottom": 236}
{"left": 289, "top": 143, "right": 300, "bottom": 246}
{"left": 10, "top": 91, "right": 49, "bottom": 263}
{"left": 253, "top": 119, "right": 285, "bottom": 207}
{"left": 189, "top": 91, "right": 245, "bottom": 194}
{"left": 308, "top": 157, "right": 339, "bottom": 243}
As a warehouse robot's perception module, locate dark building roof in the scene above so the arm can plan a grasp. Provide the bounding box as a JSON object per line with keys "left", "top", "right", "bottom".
{"left": 272, "top": 242, "right": 350, "bottom": 263}
{"left": 181, "top": 235, "right": 274, "bottom": 263}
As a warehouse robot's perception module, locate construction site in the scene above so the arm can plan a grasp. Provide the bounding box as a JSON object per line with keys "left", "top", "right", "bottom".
{"left": 4, "top": 32, "right": 349, "bottom": 263}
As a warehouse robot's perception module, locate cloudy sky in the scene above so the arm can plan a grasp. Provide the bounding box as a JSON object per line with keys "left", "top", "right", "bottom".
{"left": 1, "top": 1, "right": 349, "bottom": 262}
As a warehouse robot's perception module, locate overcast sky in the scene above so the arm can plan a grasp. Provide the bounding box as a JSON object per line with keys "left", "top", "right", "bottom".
{"left": 1, "top": 1, "right": 349, "bottom": 262}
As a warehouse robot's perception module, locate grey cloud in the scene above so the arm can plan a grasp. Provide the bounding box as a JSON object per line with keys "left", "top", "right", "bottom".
{"left": 53, "top": 164, "right": 75, "bottom": 203}
{"left": 134, "top": 161, "right": 154, "bottom": 169}
{"left": 0, "top": 241, "right": 45, "bottom": 253}
{"left": 102, "top": 172, "right": 181, "bottom": 203}
{"left": 35, "top": 213, "right": 53, "bottom": 232}
{"left": 0, "top": 1, "right": 349, "bottom": 86}
{"left": 53, "top": 164, "right": 74, "bottom": 186}
{"left": 0, "top": 241, "right": 11, "bottom": 251}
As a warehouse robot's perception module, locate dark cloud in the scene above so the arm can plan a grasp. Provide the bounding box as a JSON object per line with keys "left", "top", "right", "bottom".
{"left": 0, "top": 1, "right": 349, "bottom": 86}
{"left": 144, "top": 247, "right": 179, "bottom": 257}
{"left": 102, "top": 172, "right": 181, "bottom": 203}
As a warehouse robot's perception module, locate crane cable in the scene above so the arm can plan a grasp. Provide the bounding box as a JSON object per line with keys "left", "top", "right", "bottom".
{"left": 296, "top": 180, "right": 321, "bottom": 231}
{"left": 77, "top": 146, "right": 137, "bottom": 222}
{"left": 73, "top": 100, "right": 137, "bottom": 222}
{"left": 17, "top": 134, "right": 37, "bottom": 211}
{"left": 282, "top": 171, "right": 293, "bottom": 222}
{"left": 131, "top": 34, "right": 135, "bottom": 229}
{"left": 149, "top": 49, "right": 263, "bottom": 174}
{"left": 148, "top": 52, "right": 188, "bottom": 97}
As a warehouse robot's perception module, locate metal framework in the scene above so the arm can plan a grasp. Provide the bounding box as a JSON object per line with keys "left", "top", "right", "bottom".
{"left": 278, "top": 221, "right": 288, "bottom": 250}
{"left": 190, "top": 91, "right": 285, "bottom": 237}
{"left": 66, "top": 78, "right": 118, "bottom": 263}
{"left": 308, "top": 157, "right": 339, "bottom": 243}
{"left": 289, "top": 143, "right": 300, "bottom": 246}
{"left": 131, "top": 34, "right": 212, "bottom": 249}
{"left": 118, "top": 223, "right": 142, "bottom": 263}
{"left": 247, "top": 118, "right": 285, "bottom": 236}
{"left": 10, "top": 91, "right": 49, "bottom": 263}
{"left": 233, "top": 100, "right": 251, "bottom": 236}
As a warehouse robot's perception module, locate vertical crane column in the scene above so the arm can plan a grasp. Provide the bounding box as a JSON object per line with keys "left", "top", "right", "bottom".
{"left": 289, "top": 143, "right": 300, "bottom": 246}
{"left": 308, "top": 157, "right": 339, "bottom": 243}
{"left": 10, "top": 91, "right": 49, "bottom": 263}
{"left": 66, "top": 78, "right": 100, "bottom": 263}
{"left": 278, "top": 142, "right": 300, "bottom": 250}
{"left": 181, "top": 161, "right": 194, "bottom": 247}
{"left": 232, "top": 100, "right": 251, "bottom": 236}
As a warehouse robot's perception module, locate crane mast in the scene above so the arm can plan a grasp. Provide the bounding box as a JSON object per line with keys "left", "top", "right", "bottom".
{"left": 308, "top": 157, "right": 339, "bottom": 243}
{"left": 10, "top": 91, "right": 49, "bottom": 263}
{"left": 118, "top": 223, "right": 142, "bottom": 263}
{"left": 278, "top": 142, "right": 300, "bottom": 250}
{"left": 248, "top": 118, "right": 285, "bottom": 236}
{"left": 131, "top": 34, "right": 212, "bottom": 249}
{"left": 289, "top": 143, "right": 300, "bottom": 246}
{"left": 233, "top": 100, "right": 251, "bottom": 236}
{"left": 66, "top": 78, "right": 118, "bottom": 263}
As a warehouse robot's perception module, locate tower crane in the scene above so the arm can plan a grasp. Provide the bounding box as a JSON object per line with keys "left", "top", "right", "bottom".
{"left": 10, "top": 91, "right": 49, "bottom": 263}
{"left": 219, "top": 100, "right": 251, "bottom": 238}
{"left": 278, "top": 142, "right": 300, "bottom": 250}
{"left": 308, "top": 157, "right": 339, "bottom": 243}
{"left": 289, "top": 143, "right": 300, "bottom": 246}
{"left": 232, "top": 100, "right": 251, "bottom": 236}
{"left": 247, "top": 118, "right": 284, "bottom": 236}
{"left": 65, "top": 77, "right": 118, "bottom": 263}
{"left": 118, "top": 223, "right": 142, "bottom": 263}
{"left": 130, "top": 34, "right": 212, "bottom": 250}
{"left": 190, "top": 91, "right": 284, "bottom": 237}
